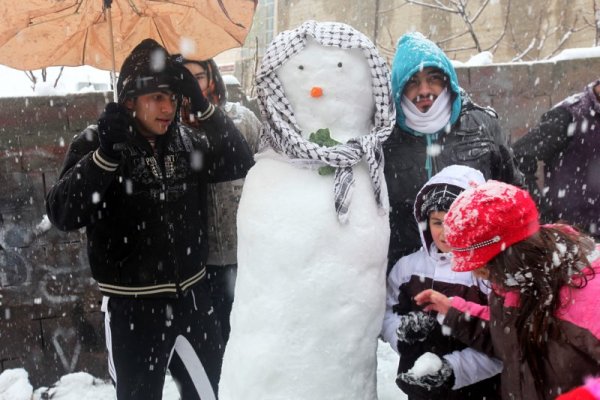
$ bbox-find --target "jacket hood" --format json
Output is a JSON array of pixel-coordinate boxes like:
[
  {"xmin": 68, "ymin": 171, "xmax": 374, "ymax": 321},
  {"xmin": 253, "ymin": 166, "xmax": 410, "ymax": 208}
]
[
  {"xmin": 391, "ymin": 32, "xmax": 462, "ymax": 135},
  {"xmin": 413, "ymin": 165, "xmax": 486, "ymax": 255}
]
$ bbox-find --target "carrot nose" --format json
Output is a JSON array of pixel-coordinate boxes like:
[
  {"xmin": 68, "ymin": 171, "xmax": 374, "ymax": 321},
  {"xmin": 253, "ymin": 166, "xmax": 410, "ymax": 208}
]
[{"xmin": 310, "ymin": 86, "xmax": 323, "ymax": 98}]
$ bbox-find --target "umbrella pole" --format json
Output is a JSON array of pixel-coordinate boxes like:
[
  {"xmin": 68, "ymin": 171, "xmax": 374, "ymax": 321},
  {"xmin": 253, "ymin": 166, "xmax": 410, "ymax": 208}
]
[{"xmin": 104, "ymin": 0, "xmax": 118, "ymax": 102}]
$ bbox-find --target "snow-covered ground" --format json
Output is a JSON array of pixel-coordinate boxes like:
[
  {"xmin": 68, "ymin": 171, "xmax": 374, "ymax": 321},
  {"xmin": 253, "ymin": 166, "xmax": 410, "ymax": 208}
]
[{"xmin": 0, "ymin": 340, "xmax": 405, "ymax": 400}]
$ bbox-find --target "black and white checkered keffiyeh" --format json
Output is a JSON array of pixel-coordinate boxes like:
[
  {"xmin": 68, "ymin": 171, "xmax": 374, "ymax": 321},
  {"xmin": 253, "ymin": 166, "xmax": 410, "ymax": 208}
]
[{"xmin": 256, "ymin": 20, "xmax": 395, "ymax": 224}]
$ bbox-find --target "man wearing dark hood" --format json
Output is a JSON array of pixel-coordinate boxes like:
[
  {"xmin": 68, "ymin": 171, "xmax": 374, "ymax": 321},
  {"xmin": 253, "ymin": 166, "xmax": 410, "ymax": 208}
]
[
  {"xmin": 45, "ymin": 38, "xmax": 253, "ymax": 400},
  {"xmin": 513, "ymin": 80, "xmax": 600, "ymax": 239},
  {"xmin": 384, "ymin": 32, "xmax": 524, "ymax": 270}
]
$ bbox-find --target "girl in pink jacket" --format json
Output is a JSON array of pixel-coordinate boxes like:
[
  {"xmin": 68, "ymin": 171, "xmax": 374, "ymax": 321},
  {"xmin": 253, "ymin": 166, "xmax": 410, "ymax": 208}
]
[{"xmin": 415, "ymin": 181, "xmax": 600, "ymax": 400}]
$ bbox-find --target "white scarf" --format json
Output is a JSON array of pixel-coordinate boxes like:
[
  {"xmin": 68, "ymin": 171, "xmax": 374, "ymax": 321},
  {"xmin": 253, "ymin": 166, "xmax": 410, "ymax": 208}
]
[{"xmin": 401, "ymin": 87, "xmax": 452, "ymax": 134}]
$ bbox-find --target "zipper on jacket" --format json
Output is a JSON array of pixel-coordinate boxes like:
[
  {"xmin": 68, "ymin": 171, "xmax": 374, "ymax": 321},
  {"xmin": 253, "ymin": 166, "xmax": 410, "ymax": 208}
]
[{"xmin": 156, "ymin": 138, "xmax": 182, "ymax": 297}]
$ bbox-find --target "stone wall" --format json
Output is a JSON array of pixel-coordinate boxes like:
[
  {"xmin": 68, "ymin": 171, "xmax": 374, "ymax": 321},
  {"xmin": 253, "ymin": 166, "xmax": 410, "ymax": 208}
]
[
  {"xmin": 456, "ymin": 57, "xmax": 600, "ymax": 142},
  {"xmin": 0, "ymin": 56, "xmax": 598, "ymax": 386},
  {"xmin": 0, "ymin": 93, "xmax": 112, "ymax": 386}
]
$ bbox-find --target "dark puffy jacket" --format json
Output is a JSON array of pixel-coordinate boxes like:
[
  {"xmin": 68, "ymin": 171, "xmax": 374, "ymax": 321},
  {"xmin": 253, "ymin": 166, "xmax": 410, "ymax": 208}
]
[
  {"xmin": 384, "ymin": 94, "xmax": 524, "ymax": 268},
  {"xmin": 513, "ymin": 81, "xmax": 600, "ymax": 237},
  {"xmin": 46, "ymin": 110, "xmax": 253, "ymax": 297}
]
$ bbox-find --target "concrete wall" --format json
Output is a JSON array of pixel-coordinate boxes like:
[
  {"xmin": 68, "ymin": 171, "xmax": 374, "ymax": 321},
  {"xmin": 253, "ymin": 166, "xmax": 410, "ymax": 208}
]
[{"xmin": 0, "ymin": 57, "xmax": 598, "ymax": 386}]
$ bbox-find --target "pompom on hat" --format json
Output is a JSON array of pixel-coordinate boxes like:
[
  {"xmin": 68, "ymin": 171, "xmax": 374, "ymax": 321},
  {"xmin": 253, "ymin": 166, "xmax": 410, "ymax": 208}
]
[{"xmin": 444, "ymin": 180, "xmax": 540, "ymax": 272}]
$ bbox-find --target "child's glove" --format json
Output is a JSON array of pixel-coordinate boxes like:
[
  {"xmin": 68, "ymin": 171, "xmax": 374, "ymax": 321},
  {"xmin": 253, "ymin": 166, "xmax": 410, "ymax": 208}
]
[
  {"xmin": 97, "ymin": 102, "xmax": 134, "ymax": 160},
  {"xmin": 397, "ymin": 355, "xmax": 454, "ymax": 390},
  {"xmin": 396, "ymin": 311, "xmax": 437, "ymax": 345}
]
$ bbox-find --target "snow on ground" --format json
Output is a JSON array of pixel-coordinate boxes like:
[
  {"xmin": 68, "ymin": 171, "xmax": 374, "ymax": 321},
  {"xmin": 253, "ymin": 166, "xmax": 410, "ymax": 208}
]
[
  {"xmin": 0, "ymin": 369, "xmax": 31, "ymax": 400},
  {"xmin": 377, "ymin": 340, "xmax": 407, "ymax": 399},
  {"xmin": 0, "ymin": 340, "xmax": 405, "ymax": 400}
]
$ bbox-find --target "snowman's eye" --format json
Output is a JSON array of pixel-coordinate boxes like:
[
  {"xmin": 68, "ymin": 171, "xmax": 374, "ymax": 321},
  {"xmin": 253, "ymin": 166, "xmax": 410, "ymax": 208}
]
[
  {"xmin": 298, "ymin": 65, "xmax": 304, "ymax": 70},
  {"xmin": 337, "ymin": 62, "xmax": 343, "ymax": 68}
]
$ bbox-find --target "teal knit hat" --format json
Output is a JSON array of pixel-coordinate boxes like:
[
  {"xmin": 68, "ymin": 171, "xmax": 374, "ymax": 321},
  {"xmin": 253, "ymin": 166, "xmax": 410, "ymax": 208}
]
[{"xmin": 391, "ymin": 32, "xmax": 461, "ymax": 135}]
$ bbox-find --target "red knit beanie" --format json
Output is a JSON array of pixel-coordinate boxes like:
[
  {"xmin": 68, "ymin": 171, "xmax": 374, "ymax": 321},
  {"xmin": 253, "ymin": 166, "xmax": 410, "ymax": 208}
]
[
  {"xmin": 556, "ymin": 377, "xmax": 600, "ymax": 400},
  {"xmin": 444, "ymin": 180, "xmax": 540, "ymax": 272}
]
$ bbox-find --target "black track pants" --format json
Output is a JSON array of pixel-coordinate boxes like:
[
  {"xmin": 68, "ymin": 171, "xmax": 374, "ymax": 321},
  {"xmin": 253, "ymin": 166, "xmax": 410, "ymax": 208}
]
[
  {"xmin": 102, "ymin": 281, "xmax": 224, "ymax": 400},
  {"xmin": 206, "ymin": 264, "xmax": 237, "ymax": 343}
]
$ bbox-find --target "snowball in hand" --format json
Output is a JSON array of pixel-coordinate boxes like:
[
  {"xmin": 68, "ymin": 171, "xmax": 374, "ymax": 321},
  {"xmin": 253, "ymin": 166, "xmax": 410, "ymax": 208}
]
[{"xmin": 408, "ymin": 352, "xmax": 443, "ymax": 377}]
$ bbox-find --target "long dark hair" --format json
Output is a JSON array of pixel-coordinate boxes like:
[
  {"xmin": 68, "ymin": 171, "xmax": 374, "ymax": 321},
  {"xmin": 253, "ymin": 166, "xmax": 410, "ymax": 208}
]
[{"xmin": 486, "ymin": 225, "xmax": 595, "ymax": 395}]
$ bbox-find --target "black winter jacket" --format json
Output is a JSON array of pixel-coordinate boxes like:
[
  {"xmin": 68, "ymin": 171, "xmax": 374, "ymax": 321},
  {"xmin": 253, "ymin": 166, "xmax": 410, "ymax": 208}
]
[
  {"xmin": 384, "ymin": 96, "xmax": 524, "ymax": 269},
  {"xmin": 513, "ymin": 86, "xmax": 600, "ymax": 237},
  {"xmin": 46, "ymin": 110, "xmax": 254, "ymax": 297}
]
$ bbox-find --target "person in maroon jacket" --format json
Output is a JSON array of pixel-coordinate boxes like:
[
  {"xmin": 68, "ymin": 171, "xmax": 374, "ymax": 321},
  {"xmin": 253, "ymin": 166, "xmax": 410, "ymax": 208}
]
[{"xmin": 414, "ymin": 181, "xmax": 600, "ymax": 400}]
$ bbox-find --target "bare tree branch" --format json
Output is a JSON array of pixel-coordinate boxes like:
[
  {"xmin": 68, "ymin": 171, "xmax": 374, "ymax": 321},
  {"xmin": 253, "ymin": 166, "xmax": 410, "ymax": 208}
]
[
  {"xmin": 403, "ymin": 0, "xmax": 499, "ymax": 55},
  {"xmin": 453, "ymin": 0, "xmax": 482, "ymax": 52},
  {"xmin": 378, "ymin": 25, "xmax": 399, "ymax": 64},
  {"xmin": 382, "ymin": 0, "xmax": 587, "ymax": 62},
  {"xmin": 404, "ymin": 0, "xmax": 458, "ymax": 14},
  {"xmin": 25, "ymin": 71, "xmax": 37, "ymax": 91},
  {"xmin": 53, "ymin": 67, "xmax": 65, "ymax": 89},
  {"xmin": 378, "ymin": 2, "xmax": 409, "ymax": 14},
  {"xmin": 483, "ymin": 0, "xmax": 511, "ymax": 53},
  {"xmin": 512, "ymin": 38, "xmax": 537, "ymax": 62},
  {"xmin": 436, "ymin": 29, "xmax": 471, "ymax": 44},
  {"xmin": 545, "ymin": 14, "xmax": 590, "ymax": 58},
  {"xmin": 470, "ymin": 0, "xmax": 491, "ymax": 24},
  {"xmin": 441, "ymin": 44, "xmax": 480, "ymax": 53}
]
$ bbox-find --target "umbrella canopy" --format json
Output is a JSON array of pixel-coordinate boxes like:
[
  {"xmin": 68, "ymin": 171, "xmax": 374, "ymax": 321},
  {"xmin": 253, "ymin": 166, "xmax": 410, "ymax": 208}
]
[{"xmin": 0, "ymin": 0, "xmax": 257, "ymax": 72}]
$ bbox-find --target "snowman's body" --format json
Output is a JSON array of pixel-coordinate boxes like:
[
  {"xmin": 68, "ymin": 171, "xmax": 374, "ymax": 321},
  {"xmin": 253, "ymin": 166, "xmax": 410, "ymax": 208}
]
[{"xmin": 219, "ymin": 40, "xmax": 390, "ymax": 400}]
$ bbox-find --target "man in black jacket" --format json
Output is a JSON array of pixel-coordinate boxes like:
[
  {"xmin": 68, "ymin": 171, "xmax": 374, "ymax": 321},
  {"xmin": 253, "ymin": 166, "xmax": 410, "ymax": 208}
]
[
  {"xmin": 46, "ymin": 39, "xmax": 253, "ymax": 400},
  {"xmin": 385, "ymin": 32, "xmax": 523, "ymax": 272},
  {"xmin": 513, "ymin": 80, "xmax": 600, "ymax": 239}
]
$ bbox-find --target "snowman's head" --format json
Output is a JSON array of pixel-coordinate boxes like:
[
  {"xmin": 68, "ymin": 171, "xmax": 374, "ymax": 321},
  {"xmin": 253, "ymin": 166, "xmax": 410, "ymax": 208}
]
[
  {"xmin": 275, "ymin": 38, "xmax": 374, "ymax": 141},
  {"xmin": 255, "ymin": 21, "xmax": 395, "ymax": 223},
  {"xmin": 256, "ymin": 20, "xmax": 394, "ymax": 149}
]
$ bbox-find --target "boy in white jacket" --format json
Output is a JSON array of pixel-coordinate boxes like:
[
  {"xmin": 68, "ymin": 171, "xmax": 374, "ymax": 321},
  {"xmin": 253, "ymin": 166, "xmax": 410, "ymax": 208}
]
[{"xmin": 381, "ymin": 165, "xmax": 502, "ymax": 400}]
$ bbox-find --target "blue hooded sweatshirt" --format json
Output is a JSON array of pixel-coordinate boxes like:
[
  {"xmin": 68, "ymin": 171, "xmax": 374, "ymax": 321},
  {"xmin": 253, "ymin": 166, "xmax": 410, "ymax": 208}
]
[{"xmin": 391, "ymin": 32, "xmax": 462, "ymax": 136}]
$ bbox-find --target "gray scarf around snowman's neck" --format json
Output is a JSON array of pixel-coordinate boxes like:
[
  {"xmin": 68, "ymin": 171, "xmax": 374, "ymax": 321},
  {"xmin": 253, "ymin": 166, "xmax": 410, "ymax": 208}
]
[{"xmin": 256, "ymin": 20, "xmax": 395, "ymax": 224}]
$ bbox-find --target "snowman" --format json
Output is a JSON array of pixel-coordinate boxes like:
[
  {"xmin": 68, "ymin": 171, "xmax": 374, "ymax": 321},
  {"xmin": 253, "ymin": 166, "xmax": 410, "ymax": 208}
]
[{"xmin": 219, "ymin": 21, "xmax": 395, "ymax": 400}]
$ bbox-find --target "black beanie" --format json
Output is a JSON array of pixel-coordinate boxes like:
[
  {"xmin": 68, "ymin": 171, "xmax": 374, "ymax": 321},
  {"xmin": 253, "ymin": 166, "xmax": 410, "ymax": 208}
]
[
  {"xmin": 117, "ymin": 39, "xmax": 177, "ymax": 103},
  {"xmin": 418, "ymin": 184, "xmax": 464, "ymax": 222}
]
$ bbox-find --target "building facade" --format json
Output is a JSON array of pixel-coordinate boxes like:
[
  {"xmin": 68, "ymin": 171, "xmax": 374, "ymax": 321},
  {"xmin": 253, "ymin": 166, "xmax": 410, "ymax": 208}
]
[{"xmin": 229, "ymin": 0, "xmax": 599, "ymax": 92}]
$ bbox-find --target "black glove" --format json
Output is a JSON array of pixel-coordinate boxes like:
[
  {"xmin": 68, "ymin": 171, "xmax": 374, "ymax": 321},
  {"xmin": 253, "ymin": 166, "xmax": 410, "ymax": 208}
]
[
  {"xmin": 396, "ymin": 311, "xmax": 437, "ymax": 345},
  {"xmin": 170, "ymin": 62, "xmax": 212, "ymax": 116},
  {"xmin": 97, "ymin": 102, "xmax": 134, "ymax": 160},
  {"xmin": 397, "ymin": 355, "xmax": 454, "ymax": 390}
]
